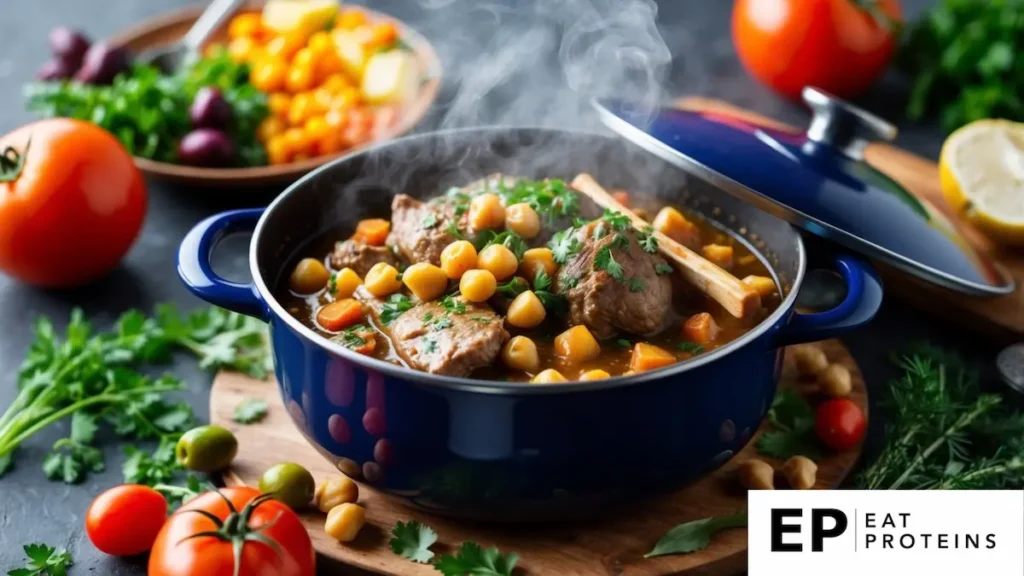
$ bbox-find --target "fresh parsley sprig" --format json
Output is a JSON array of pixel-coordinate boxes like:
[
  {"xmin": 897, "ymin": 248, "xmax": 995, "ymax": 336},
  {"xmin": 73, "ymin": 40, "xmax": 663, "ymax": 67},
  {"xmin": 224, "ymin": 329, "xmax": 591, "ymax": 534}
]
[
  {"xmin": 755, "ymin": 390, "xmax": 821, "ymax": 460},
  {"xmin": 7, "ymin": 543, "xmax": 72, "ymax": 576},
  {"xmin": 380, "ymin": 294, "xmax": 414, "ymax": 325}
]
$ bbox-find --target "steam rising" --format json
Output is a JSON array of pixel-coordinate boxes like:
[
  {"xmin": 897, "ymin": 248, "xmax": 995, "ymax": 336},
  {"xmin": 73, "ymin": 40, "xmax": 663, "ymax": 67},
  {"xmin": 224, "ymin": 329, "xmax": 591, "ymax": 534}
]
[{"xmin": 418, "ymin": 0, "xmax": 672, "ymax": 130}]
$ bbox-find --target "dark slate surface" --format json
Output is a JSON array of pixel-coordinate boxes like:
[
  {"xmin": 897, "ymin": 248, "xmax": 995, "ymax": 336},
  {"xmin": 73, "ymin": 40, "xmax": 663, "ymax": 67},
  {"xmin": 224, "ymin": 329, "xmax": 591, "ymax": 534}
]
[{"xmin": 0, "ymin": 0, "xmax": 1005, "ymax": 574}]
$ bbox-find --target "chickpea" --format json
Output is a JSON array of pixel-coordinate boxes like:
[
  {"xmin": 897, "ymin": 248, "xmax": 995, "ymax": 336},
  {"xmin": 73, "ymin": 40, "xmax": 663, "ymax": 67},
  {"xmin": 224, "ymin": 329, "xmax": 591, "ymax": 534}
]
[
  {"xmin": 505, "ymin": 203, "xmax": 541, "ymax": 239},
  {"xmin": 502, "ymin": 336, "xmax": 540, "ymax": 373},
  {"xmin": 469, "ymin": 193, "xmax": 505, "ymax": 231},
  {"xmin": 792, "ymin": 344, "xmax": 829, "ymax": 376},
  {"xmin": 818, "ymin": 363, "xmax": 852, "ymax": 397},
  {"xmin": 440, "ymin": 241, "xmax": 478, "ymax": 280},
  {"xmin": 507, "ymin": 290, "xmax": 546, "ymax": 328},
  {"xmin": 331, "ymin": 268, "xmax": 363, "ymax": 299},
  {"xmin": 782, "ymin": 456, "xmax": 817, "ymax": 490},
  {"xmin": 520, "ymin": 248, "xmax": 558, "ymax": 283},
  {"xmin": 324, "ymin": 502, "xmax": 366, "ymax": 542},
  {"xmin": 737, "ymin": 459, "xmax": 775, "ymax": 490},
  {"xmin": 314, "ymin": 475, "xmax": 360, "ymax": 513},
  {"xmin": 363, "ymin": 262, "xmax": 402, "ymax": 297},
  {"xmin": 290, "ymin": 258, "xmax": 330, "ymax": 294},
  {"xmin": 477, "ymin": 244, "xmax": 519, "ymax": 281},
  {"xmin": 531, "ymin": 369, "xmax": 567, "ymax": 384},
  {"xmin": 402, "ymin": 262, "xmax": 448, "ymax": 302},
  {"xmin": 459, "ymin": 269, "xmax": 497, "ymax": 303},
  {"xmin": 579, "ymin": 369, "xmax": 610, "ymax": 381}
]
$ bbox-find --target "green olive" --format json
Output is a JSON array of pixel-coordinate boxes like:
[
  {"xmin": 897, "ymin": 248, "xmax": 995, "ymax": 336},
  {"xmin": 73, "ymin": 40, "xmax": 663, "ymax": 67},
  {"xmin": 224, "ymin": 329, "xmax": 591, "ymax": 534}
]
[
  {"xmin": 259, "ymin": 462, "xmax": 316, "ymax": 510},
  {"xmin": 175, "ymin": 425, "xmax": 238, "ymax": 472}
]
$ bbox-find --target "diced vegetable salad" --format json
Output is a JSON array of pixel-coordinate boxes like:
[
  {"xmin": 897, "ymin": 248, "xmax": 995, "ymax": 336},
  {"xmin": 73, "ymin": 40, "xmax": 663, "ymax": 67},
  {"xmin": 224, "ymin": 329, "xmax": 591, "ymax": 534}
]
[{"xmin": 24, "ymin": 0, "xmax": 423, "ymax": 168}]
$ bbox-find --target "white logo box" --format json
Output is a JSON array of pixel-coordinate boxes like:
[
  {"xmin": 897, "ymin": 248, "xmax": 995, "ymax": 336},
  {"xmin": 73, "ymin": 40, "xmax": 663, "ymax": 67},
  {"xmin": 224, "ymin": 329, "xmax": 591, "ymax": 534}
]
[{"xmin": 749, "ymin": 490, "xmax": 1024, "ymax": 576}]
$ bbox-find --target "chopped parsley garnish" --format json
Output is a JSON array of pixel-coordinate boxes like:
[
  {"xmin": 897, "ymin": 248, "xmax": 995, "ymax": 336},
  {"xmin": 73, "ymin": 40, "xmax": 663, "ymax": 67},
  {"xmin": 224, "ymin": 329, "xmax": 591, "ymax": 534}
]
[
  {"xmin": 496, "ymin": 277, "xmax": 529, "ymax": 298},
  {"xmin": 532, "ymin": 270, "xmax": 567, "ymax": 314},
  {"xmin": 422, "ymin": 337, "xmax": 437, "ymax": 355},
  {"xmin": 422, "ymin": 214, "xmax": 439, "ymax": 229},
  {"xmin": 593, "ymin": 246, "xmax": 624, "ymax": 280},
  {"xmin": 380, "ymin": 294, "xmax": 414, "ymax": 325},
  {"xmin": 446, "ymin": 187, "xmax": 470, "ymax": 202},
  {"xmin": 327, "ymin": 272, "xmax": 338, "ymax": 294},
  {"xmin": 495, "ymin": 177, "xmax": 579, "ymax": 221},
  {"xmin": 474, "ymin": 229, "xmax": 529, "ymax": 260},
  {"xmin": 431, "ymin": 316, "xmax": 453, "ymax": 330},
  {"xmin": 591, "ymin": 222, "xmax": 608, "ymax": 240},
  {"xmin": 445, "ymin": 222, "xmax": 464, "ymax": 240},
  {"xmin": 533, "ymin": 269, "xmax": 554, "ymax": 292},
  {"xmin": 655, "ymin": 263, "xmax": 674, "ymax": 275},
  {"xmin": 561, "ymin": 274, "xmax": 580, "ymax": 290},
  {"xmin": 470, "ymin": 316, "xmax": 491, "ymax": 324},
  {"xmin": 638, "ymin": 225, "xmax": 658, "ymax": 254},
  {"xmin": 678, "ymin": 342, "xmax": 705, "ymax": 354},
  {"xmin": 339, "ymin": 324, "xmax": 370, "ymax": 348},
  {"xmin": 610, "ymin": 232, "xmax": 630, "ymax": 250},
  {"xmin": 572, "ymin": 216, "xmax": 590, "ymax": 228},
  {"xmin": 616, "ymin": 338, "xmax": 632, "ymax": 348},
  {"xmin": 601, "ymin": 208, "xmax": 631, "ymax": 232},
  {"xmin": 549, "ymin": 228, "xmax": 581, "ymax": 264},
  {"xmin": 628, "ymin": 277, "xmax": 645, "ymax": 292},
  {"xmin": 441, "ymin": 294, "xmax": 467, "ymax": 315}
]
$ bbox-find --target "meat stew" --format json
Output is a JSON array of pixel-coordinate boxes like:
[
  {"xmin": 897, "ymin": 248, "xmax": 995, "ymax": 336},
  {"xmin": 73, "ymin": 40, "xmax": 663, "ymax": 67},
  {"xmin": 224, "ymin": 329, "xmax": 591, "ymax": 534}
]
[{"xmin": 276, "ymin": 175, "xmax": 782, "ymax": 382}]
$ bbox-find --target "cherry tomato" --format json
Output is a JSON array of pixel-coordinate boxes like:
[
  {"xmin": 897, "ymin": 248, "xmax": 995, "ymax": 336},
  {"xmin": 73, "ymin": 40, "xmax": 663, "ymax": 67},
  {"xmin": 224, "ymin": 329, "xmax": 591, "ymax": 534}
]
[
  {"xmin": 815, "ymin": 398, "xmax": 866, "ymax": 451},
  {"xmin": 149, "ymin": 487, "xmax": 315, "ymax": 576},
  {"xmin": 732, "ymin": 0, "xmax": 902, "ymax": 100},
  {"xmin": 0, "ymin": 119, "xmax": 147, "ymax": 287},
  {"xmin": 86, "ymin": 485, "xmax": 167, "ymax": 556}
]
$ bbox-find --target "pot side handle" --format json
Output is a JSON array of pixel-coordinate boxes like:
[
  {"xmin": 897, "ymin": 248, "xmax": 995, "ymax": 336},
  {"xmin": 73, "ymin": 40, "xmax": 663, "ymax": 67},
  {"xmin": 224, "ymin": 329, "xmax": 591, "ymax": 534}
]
[
  {"xmin": 772, "ymin": 253, "xmax": 883, "ymax": 348},
  {"xmin": 177, "ymin": 208, "xmax": 267, "ymax": 320}
]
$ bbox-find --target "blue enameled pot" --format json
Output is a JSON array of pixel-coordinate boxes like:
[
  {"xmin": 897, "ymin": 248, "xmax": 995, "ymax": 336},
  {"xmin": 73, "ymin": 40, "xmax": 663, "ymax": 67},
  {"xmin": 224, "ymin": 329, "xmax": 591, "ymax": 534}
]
[{"xmin": 178, "ymin": 128, "xmax": 882, "ymax": 521}]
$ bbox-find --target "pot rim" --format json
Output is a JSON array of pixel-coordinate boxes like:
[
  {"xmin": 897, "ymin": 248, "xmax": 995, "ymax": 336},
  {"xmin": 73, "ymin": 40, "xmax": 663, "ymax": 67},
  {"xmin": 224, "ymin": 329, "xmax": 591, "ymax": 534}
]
[{"xmin": 250, "ymin": 126, "xmax": 807, "ymax": 395}]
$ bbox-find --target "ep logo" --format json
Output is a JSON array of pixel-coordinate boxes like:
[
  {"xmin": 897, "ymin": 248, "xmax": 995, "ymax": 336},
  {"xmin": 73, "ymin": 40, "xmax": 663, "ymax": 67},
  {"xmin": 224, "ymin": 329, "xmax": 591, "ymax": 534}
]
[{"xmin": 770, "ymin": 508, "xmax": 848, "ymax": 552}]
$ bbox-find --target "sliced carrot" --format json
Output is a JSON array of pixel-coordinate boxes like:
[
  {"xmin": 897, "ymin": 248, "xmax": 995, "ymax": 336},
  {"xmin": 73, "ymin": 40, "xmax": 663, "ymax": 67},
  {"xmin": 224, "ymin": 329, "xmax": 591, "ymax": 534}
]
[
  {"xmin": 352, "ymin": 218, "xmax": 391, "ymax": 246},
  {"xmin": 629, "ymin": 342, "xmax": 677, "ymax": 372},
  {"xmin": 350, "ymin": 332, "xmax": 377, "ymax": 356},
  {"xmin": 653, "ymin": 207, "xmax": 701, "ymax": 250},
  {"xmin": 683, "ymin": 312, "xmax": 720, "ymax": 345},
  {"xmin": 317, "ymin": 299, "xmax": 365, "ymax": 331}
]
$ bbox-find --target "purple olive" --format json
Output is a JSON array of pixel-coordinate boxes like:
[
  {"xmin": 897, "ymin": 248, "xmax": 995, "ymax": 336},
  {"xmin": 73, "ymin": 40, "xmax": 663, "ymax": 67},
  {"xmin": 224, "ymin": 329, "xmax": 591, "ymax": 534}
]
[
  {"xmin": 177, "ymin": 128, "xmax": 236, "ymax": 167},
  {"xmin": 49, "ymin": 26, "xmax": 91, "ymax": 69},
  {"xmin": 190, "ymin": 87, "xmax": 233, "ymax": 130},
  {"xmin": 73, "ymin": 42, "xmax": 131, "ymax": 85},
  {"xmin": 36, "ymin": 58, "xmax": 77, "ymax": 81}
]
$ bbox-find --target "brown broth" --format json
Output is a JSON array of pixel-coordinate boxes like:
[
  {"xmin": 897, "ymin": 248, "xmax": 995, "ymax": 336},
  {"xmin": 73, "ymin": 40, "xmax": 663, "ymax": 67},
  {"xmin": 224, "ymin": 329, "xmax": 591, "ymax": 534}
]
[{"xmin": 276, "ymin": 196, "xmax": 781, "ymax": 382}]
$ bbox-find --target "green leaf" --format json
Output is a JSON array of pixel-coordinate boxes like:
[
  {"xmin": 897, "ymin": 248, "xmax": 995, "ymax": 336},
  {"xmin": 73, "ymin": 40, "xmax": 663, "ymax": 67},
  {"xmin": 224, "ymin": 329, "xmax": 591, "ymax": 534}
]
[
  {"xmin": 678, "ymin": 342, "xmax": 704, "ymax": 354},
  {"xmin": 0, "ymin": 452, "xmax": 14, "ymax": 478},
  {"xmin": 381, "ymin": 294, "xmax": 415, "ymax": 325},
  {"xmin": 390, "ymin": 520, "xmax": 438, "ymax": 563},
  {"xmin": 655, "ymin": 263, "xmax": 674, "ymax": 275},
  {"xmin": 122, "ymin": 437, "xmax": 181, "ymax": 487},
  {"xmin": 644, "ymin": 512, "xmax": 747, "ymax": 557},
  {"xmin": 754, "ymin": 390, "xmax": 821, "ymax": 460},
  {"xmin": 7, "ymin": 542, "xmax": 72, "ymax": 576},
  {"xmin": 433, "ymin": 541, "xmax": 519, "ymax": 576},
  {"xmin": 42, "ymin": 440, "xmax": 104, "ymax": 484},
  {"xmin": 496, "ymin": 277, "xmax": 528, "ymax": 299},
  {"xmin": 593, "ymin": 246, "xmax": 624, "ymax": 281},
  {"xmin": 628, "ymin": 277, "xmax": 645, "ymax": 293},
  {"xmin": 69, "ymin": 412, "xmax": 97, "ymax": 444},
  {"xmin": 233, "ymin": 398, "xmax": 269, "ymax": 424},
  {"xmin": 767, "ymin": 390, "xmax": 815, "ymax": 433},
  {"xmin": 548, "ymin": 228, "xmax": 581, "ymax": 264}
]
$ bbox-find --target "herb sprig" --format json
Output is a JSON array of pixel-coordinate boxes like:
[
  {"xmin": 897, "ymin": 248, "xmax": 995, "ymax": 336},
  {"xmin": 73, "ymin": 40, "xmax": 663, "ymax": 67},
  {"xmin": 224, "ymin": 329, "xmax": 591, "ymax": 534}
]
[
  {"xmin": 7, "ymin": 543, "xmax": 73, "ymax": 576},
  {"xmin": 755, "ymin": 390, "xmax": 820, "ymax": 460},
  {"xmin": 0, "ymin": 306, "xmax": 270, "ymax": 484}
]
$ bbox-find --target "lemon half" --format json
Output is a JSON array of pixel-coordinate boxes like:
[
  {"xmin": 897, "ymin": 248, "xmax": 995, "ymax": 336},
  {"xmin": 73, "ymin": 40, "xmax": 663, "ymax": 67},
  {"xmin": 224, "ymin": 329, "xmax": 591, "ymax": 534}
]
[{"xmin": 939, "ymin": 119, "xmax": 1024, "ymax": 246}]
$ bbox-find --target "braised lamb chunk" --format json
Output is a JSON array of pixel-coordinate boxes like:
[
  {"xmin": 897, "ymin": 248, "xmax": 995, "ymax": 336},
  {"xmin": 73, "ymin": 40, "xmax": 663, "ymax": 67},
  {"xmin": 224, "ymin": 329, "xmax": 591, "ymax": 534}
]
[
  {"xmin": 359, "ymin": 289, "xmax": 509, "ymax": 377},
  {"xmin": 554, "ymin": 221, "xmax": 673, "ymax": 340},
  {"xmin": 330, "ymin": 240, "xmax": 402, "ymax": 276},
  {"xmin": 389, "ymin": 194, "xmax": 467, "ymax": 266}
]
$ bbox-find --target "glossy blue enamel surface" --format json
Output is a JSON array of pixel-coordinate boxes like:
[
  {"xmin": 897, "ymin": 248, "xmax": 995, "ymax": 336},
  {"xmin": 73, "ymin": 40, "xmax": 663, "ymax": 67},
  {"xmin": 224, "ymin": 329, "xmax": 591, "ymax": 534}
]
[
  {"xmin": 176, "ymin": 128, "xmax": 883, "ymax": 520},
  {"xmin": 596, "ymin": 100, "xmax": 1011, "ymax": 295}
]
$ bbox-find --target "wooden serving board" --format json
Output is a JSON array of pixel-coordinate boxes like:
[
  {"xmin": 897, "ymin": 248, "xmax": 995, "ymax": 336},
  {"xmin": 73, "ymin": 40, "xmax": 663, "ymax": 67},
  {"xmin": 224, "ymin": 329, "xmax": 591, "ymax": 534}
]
[
  {"xmin": 211, "ymin": 340, "xmax": 866, "ymax": 576},
  {"xmin": 677, "ymin": 97, "xmax": 1024, "ymax": 338}
]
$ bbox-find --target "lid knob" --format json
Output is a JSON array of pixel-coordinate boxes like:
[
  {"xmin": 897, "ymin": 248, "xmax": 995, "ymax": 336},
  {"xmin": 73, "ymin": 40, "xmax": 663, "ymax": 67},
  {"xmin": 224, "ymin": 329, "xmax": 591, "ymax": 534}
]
[{"xmin": 802, "ymin": 87, "xmax": 897, "ymax": 160}]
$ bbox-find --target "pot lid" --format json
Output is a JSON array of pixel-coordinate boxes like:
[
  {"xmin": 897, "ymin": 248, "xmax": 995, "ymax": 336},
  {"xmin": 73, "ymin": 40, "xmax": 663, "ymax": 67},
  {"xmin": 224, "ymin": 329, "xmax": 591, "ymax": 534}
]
[{"xmin": 594, "ymin": 88, "xmax": 1014, "ymax": 296}]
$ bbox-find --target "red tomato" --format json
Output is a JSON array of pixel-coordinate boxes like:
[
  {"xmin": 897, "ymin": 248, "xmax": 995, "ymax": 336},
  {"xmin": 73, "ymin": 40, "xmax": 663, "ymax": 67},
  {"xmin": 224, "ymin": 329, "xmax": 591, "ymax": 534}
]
[
  {"xmin": 86, "ymin": 485, "xmax": 167, "ymax": 556},
  {"xmin": 732, "ymin": 0, "xmax": 902, "ymax": 100},
  {"xmin": 815, "ymin": 398, "xmax": 866, "ymax": 450},
  {"xmin": 0, "ymin": 119, "xmax": 147, "ymax": 287},
  {"xmin": 149, "ymin": 486, "xmax": 315, "ymax": 576}
]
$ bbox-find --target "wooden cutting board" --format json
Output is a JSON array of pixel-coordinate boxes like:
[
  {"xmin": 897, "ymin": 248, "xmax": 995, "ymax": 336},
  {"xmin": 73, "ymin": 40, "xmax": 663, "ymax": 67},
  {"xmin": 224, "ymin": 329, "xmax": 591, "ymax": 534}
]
[
  {"xmin": 211, "ymin": 340, "xmax": 866, "ymax": 576},
  {"xmin": 677, "ymin": 97, "xmax": 1024, "ymax": 338}
]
